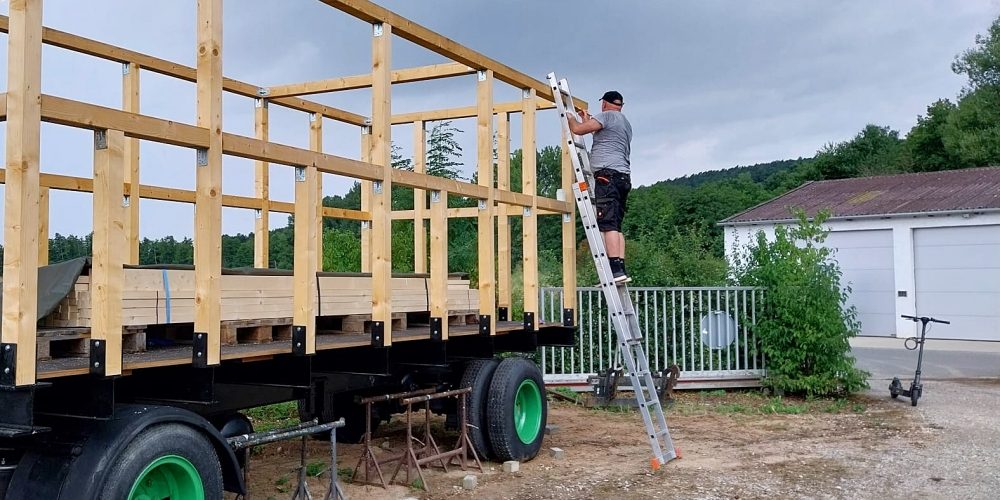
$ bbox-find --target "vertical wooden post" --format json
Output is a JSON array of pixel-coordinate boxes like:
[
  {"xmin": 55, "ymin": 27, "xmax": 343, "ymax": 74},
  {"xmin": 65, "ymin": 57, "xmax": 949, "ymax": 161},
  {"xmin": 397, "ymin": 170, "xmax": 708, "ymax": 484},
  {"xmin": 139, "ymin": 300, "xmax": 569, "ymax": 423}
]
[
  {"xmin": 194, "ymin": 0, "xmax": 223, "ymax": 367},
  {"xmin": 496, "ymin": 112, "xmax": 512, "ymax": 315},
  {"xmin": 521, "ymin": 88, "xmax": 539, "ymax": 322},
  {"xmin": 253, "ymin": 98, "xmax": 270, "ymax": 268},
  {"xmin": 412, "ymin": 120, "xmax": 427, "ymax": 273},
  {"xmin": 123, "ymin": 62, "xmax": 141, "ymax": 265},
  {"xmin": 370, "ymin": 22, "xmax": 393, "ymax": 345},
  {"xmin": 38, "ymin": 187, "xmax": 49, "ymax": 265},
  {"xmin": 2, "ymin": 0, "xmax": 43, "ymax": 387},
  {"xmin": 360, "ymin": 127, "xmax": 372, "ymax": 273},
  {"xmin": 91, "ymin": 129, "xmax": 126, "ymax": 377},
  {"xmin": 293, "ymin": 163, "xmax": 318, "ymax": 355},
  {"xmin": 429, "ymin": 189, "xmax": 448, "ymax": 340},
  {"xmin": 561, "ymin": 144, "xmax": 577, "ymax": 325},
  {"xmin": 309, "ymin": 113, "xmax": 324, "ymax": 271},
  {"xmin": 476, "ymin": 69, "xmax": 496, "ymax": 334}
]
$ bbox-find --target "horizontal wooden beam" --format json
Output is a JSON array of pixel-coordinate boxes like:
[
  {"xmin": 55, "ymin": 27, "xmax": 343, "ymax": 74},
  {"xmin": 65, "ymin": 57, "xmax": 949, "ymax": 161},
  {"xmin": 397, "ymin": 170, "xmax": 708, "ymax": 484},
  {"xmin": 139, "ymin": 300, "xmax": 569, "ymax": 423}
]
[
  {"xmin": 319, "ymin": 0, "xmax": 588, "ymax": 109},
  {"xmin": 391, "ymin": 98, "xmax": 555, "ymax": 125},
  {"xmin": 267, "ymin": 62, "xmax": 475, "ymax": 98},
  {"xmin": 0, "ymin": 15, "xmax": 368, "ymax": 126},
  {"xmin": 0, "ymin": 168, "xmax": 369, "ymax": 221}
]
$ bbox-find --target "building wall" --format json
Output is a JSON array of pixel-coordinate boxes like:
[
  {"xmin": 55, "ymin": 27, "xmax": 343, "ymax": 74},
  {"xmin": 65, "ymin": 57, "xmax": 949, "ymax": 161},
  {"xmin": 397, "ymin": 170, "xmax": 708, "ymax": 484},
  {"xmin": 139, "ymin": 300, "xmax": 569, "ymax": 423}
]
[{"xmin": 724, "ymin": 211, "xmax": 1000, "ymax": 340}]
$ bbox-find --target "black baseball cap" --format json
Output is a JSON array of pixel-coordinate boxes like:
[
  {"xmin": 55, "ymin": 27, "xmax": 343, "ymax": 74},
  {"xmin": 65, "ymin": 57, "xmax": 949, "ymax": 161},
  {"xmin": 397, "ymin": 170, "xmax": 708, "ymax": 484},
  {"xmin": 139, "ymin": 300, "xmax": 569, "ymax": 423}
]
[{"xmin": 600, "ymin": 91, "xmax": 624, "ymax": 106}]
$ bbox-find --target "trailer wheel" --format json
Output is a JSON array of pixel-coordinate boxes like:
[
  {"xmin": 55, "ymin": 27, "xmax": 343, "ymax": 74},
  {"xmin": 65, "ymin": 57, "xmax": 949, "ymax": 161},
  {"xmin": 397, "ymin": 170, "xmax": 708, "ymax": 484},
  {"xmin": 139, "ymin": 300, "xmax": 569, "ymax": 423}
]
[
  {"xmin": 486, "ymin": 357, "xmax": 547, "ymax": 462},
  {"xmin": 99, "ymin": 423, "xmax": 223, "ymax": 500},
  {"xmin": 460, "ymin": 358, "xmax": 500, "ymax": 460}
]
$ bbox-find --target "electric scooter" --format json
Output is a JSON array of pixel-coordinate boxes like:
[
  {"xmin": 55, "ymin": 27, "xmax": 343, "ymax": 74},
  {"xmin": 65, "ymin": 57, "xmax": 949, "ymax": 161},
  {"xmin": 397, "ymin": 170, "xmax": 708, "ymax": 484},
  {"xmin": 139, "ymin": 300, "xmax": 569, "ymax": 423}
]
[{"xmin": 890, "ymin": 314, "xmax": 950, "ymax": 406}]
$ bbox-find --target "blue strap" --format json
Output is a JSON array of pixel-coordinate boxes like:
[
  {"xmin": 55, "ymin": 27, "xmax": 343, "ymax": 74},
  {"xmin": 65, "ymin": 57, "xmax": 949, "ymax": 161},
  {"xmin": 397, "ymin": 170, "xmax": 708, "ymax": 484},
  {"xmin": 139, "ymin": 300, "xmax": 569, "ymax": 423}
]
[{"xmin": 161, "ymin": 269, "xmax": 172, "ymax": 324}]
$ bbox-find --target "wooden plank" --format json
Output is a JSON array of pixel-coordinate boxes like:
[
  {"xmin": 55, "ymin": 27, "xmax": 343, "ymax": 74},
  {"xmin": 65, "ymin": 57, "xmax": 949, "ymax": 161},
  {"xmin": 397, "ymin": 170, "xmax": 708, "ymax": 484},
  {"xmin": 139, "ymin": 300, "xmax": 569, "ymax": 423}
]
[
  {"xmin": 267, "ymin": 62, "xmax": 474, "ymax": 98},
  {"xmin": 318, "ymin": 0, "xmax": 587, "ymax": 108},
  {"xmin": 496, "ymin": 112, "xmax": 511, "ymax": 310},
  {"xmin": 561, "ymin": 143, "xmax": 577, "ymax": 321},
  {"xmin": 430, "ymin": 190, "xmax": 448, "ymax": 339},
  {"xmin": 360, "ymin": 127, "xmax": 373, "ymax": 272},
  {"xmin": 253, "ymin": 98, "xmax": 270, "ymax": 268},
  {"xmin": 0, "ymin": 15, "xmax": 369, "ymax": 126},
  {"xmin": 293, "ymin": 164, "xmax": 318, "ymax": 354},
  {"xmin": 2, "ymin": 0, "xmax": 42, "ymax": 386},
  {"xmin": 309, "ymin": 113, "xmax": 324, "ymax": 271},
  {"xmin": 412, "ymin": 120, "xmax": 427, "ymax": 273},
  {"xmin": 221, "ymin": 132, "xmax": 380, "ymax": 181},
  {"xmin": 91, "ymin": 129, "xmax": 126, "ymax": 376},
  {"xmin": 38, "ymin": 186, "xmax": 49, "ymax": 265},
  {"xmin": 370, "ymin": 22, "xmax": 394, "ymax": 344},
  {"xmin": 390, "ymin": 98, "xmax": 554, "ymax": 125},
  {"xmin": 195, "ymin": 0, "xmax": 223, "ymax": 366},
  {"xmin": 522, "ymin": 88, "xmax": 539, "ymax": 318},
  {"xmin": 476, "ymin": 70, "xmax": 496, "ymax": 333},
  {"xmin": 41, "ymin": 95, "xmax": 209, "ymax": 149},
  {"xmin": 122, "ymin": 62, "xmax": 141, "ymax": 264}
]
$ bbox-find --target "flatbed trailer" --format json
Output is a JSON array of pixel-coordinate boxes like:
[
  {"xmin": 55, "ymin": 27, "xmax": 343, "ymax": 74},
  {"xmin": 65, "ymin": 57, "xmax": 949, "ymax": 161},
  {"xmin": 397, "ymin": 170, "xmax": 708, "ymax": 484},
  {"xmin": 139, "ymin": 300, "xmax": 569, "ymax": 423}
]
[{"xmin": 0, "ymin": 1, "xmax": 584, "ymax": 498}]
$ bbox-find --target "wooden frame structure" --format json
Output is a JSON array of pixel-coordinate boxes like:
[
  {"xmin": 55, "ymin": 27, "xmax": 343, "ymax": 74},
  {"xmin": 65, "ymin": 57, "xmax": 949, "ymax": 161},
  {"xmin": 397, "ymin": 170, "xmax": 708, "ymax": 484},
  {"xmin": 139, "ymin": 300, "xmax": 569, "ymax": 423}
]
[{"xmin": 0, "ymin": 0, "xmax": 582, "ymax": 387}]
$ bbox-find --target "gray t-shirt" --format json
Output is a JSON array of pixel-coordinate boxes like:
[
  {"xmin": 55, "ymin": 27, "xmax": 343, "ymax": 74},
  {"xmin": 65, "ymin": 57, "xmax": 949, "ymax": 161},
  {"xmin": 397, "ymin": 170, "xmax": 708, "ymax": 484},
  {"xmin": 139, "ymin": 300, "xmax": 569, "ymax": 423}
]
[{"xmin": 590, "ymin": 111, "xmax": 632, "ymax": 174}]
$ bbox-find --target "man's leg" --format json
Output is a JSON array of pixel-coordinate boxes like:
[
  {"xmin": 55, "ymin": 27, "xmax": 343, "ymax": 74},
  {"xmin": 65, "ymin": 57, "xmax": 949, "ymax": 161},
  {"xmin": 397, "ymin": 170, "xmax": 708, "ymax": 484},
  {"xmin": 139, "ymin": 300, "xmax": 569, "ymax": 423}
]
[{"xmin": 604, "ymin": 230, "xmax": 623, "ymax": 259}]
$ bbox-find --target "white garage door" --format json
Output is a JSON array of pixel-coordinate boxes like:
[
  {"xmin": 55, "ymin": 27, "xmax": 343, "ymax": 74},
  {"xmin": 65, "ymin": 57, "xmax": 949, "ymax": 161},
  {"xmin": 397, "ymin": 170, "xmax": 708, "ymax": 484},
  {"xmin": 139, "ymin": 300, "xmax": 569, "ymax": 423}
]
[
  {"xmin": 825, "ymin": 230, "xmax": 896, "ymax": 336},
  {"xmin": 914, "ymin": 225, "xmax": 1000, "ymax": 341}
]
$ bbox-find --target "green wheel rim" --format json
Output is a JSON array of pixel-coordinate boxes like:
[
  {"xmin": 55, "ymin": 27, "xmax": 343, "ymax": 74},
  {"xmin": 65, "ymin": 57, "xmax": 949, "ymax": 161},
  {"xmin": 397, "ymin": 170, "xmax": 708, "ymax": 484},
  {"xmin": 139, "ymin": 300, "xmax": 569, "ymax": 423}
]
[
  {"xmin": 128, "ymin": 455, "xmax": 204, "ymax": 500},
  {"xmin": 514, "ymin": 379, "xmax": 543, "ymax": 444}
]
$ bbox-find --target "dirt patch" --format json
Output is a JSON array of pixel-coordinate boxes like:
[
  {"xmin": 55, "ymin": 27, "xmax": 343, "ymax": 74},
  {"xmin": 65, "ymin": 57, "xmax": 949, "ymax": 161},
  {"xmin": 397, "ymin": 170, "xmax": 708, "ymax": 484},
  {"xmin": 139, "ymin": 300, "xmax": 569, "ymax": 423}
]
[{"xmin": 239, "ymin": 390, "xmax": 948, "ymax": 500}]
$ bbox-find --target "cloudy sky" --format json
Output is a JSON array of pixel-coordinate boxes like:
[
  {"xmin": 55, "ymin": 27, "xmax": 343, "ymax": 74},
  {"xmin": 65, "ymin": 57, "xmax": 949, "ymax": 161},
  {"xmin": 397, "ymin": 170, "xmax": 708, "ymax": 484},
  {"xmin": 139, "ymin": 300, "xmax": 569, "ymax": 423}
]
[{"xmin": 1, "ymin": 0, "xmax": 998, "ymax": 238}]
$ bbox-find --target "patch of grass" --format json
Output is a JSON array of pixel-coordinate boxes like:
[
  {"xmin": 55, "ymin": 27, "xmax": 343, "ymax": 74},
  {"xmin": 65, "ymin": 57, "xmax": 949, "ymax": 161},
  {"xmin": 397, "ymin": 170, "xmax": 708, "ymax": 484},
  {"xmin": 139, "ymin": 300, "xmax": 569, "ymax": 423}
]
[
  {"xmin": 760, "ymin": 397, "xmax": 806, "ymax": 414},
  {"xmin": 410, "ymin": 478, "xmax": 425, "ymax": 490},
  {"xmin": 852, "ymin": 402, "xmax": 866, "ymax": 413},
  {"xmin": 715, "ymin": 403, "xmax": 750, "ymax": 414},
  {"xmin": 337, "ymin": 467, "xmax": 354, "ymax": 480},
  {"xmin": 700, "ymin": 389, "xmax": 727, "ymax": 397},
  {"xmin": 823, "ymin": 399, "xmax": 848, "ymax": 413},
  {"xmin": 306, "ymin": 460, "xmax": 327, "ymax": 477},
  {"xmin": 246, "ymin": 401, "xmax": 299, "ymax": 432},
  {"xmin": 275, "ymin": 475, "xmax": 290, "ymax": 487},
  {"xmin": 552, "ymin": 386, "xmax": 580, "ymax": 402}
]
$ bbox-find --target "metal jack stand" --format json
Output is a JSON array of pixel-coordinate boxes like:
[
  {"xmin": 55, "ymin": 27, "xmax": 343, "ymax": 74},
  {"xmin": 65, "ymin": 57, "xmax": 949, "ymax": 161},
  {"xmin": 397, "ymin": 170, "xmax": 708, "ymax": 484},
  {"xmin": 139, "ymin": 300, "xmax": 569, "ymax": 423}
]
[
  {"xmin": 228, "ymin": 418, "xmax": 347, "ymax": 500},
  {"xmin": 352, "ymin": 387, "xmax": 436, "ymax": 488},
  {"xmin": 390, "ymin": 387, "xmax": 482, "ymax": 492}
]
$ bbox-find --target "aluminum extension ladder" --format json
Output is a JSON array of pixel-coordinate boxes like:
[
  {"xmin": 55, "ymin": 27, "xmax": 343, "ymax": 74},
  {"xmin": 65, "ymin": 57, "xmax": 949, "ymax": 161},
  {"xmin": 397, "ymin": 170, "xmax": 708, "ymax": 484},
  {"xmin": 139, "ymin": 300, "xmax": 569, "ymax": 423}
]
[{"xmin": 547, "ymin": 72, "xmax": 679, "ymax": 469}]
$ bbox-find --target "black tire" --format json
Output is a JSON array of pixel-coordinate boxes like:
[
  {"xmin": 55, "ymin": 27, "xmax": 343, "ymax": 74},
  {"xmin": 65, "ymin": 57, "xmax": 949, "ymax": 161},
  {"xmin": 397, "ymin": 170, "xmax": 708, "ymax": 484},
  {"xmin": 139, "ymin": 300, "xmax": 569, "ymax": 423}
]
[
  {"xmin": 460, "ymin": 358, "xmax": 500, "ymax": 461},
  {"xmin": 487, "ymin": 357, "xmax": 547, "ymax": 462},
  {"xmin": 98, "ymin": 423, "xmax": 223, "ymax": 500},
  {"xmin": 889, "ymin": 378, "xmax": 901, "ymax": 399},
  {"xmin": 911, "ymin": 387, "xmax": 920, "ymax": 407}
]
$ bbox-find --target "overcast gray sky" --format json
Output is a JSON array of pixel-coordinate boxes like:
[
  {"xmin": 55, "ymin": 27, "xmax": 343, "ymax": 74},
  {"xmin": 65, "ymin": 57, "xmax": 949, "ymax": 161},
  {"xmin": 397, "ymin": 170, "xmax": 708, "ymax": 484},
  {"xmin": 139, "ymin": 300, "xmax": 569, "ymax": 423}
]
[{"xmin": 1, "ymin": 0, "xmax": 997, "ymax": 238}]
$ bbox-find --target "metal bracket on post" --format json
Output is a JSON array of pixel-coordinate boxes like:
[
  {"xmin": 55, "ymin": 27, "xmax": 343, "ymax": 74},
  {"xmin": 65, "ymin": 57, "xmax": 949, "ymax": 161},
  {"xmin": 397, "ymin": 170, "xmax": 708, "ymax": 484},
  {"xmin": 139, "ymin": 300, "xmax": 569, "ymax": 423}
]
[
  {"xmin": 192, "ymin": 332, "xmax": 208, "ymax": 368},
  {"xmin": 523, "ymin": 312, "xmax": 535, "ymax": 333},
  {"xmin": 196, "ymin": 149, "xmax": 209, "ymax": 167},
  {"xmin": 478, "ymin": 315, "xmax": 491, "ymax": 337},
  {"xmin": 361, "ymin": 221, "xmax": 370, "ymax": 230},
  {"xmin": 563, "ymin": 213, "xmax": 572, "ymax": 223},
  {"xmin": 431, "ymin": 190, "xmax": 441, "ymax": 203},
  {"xmin": 498, "ymin": 307, "xmax": 509, "ymax": 322},
  {"xmin": 523, "ymin": 88, "xmax": 531, "ymax": 99},
  {"xmin": 292, "ymin": 326, "xmax": 307, "ymax": 356},
  {"xmin": 256, "ymin": 87, "xmax": 270, "ymax": 97},
  {"xmin": 255, "ymin": 97, "xmax": 268, "ymax": 109},
  {"xmin": 295, "ymin": 166, "xmax": 307, "ymax": 182},
  {"xmin": 94, "ymin": 129, "xmax": 108, "ymax": 150},
  {"xmin": 122, "ymin": 195, "xmax": 131, "ymax": 208},
  {"xmin": 122, "ymin": 62, "xmax": 131, "ymax": 75},
  {"xmin": 478, "ymin": 200, "xmax": 487, "ymax": 211},
  {"xmin": 429, "ymin": 317, "xmax": 443, "ymax": 341},
  {"xmin": 89, "ymin": 339, "xmax": 106, "ymax": 377},
  {"xmin": 478, "ymin": 70, "xmax": 487, "ymax": 82},
  {"xmin": 373, "ymin": 181, "xmax": 383, "ymax": 195},
  {"xmin": 523, "ymin": 207, "xmax": 532, "ymax": 217},
  {"xmin": 371, "ymin": 322, "xmax": 385, "ymax": 348},
  {"xmin": 254, "ymin": 209, "xmax": 263, "ymax": 220},
  {"xmin": 563, "ymin": 308, "xmax": 574, "ymax": 327},
  {"xmin": 1, "ymin": 344, "xmax": 16, "ymax": 387},
  {"xmin": 372, "ymin": 22, "xmax": 384, "ymax": 37}
]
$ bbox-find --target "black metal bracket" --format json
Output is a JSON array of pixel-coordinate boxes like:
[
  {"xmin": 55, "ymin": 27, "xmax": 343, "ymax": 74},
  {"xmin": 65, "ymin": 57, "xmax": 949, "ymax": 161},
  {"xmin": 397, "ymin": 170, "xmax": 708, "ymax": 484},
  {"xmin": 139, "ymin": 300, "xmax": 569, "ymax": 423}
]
[
  {"xmin": 292, "ymin": 326, "xmax": 307, "ymax": 356},
  {"xmin": 478, "ymin": 315, "xmax": 491, "ymax": 336},
  {"xmin": 563, "ymin": 308, "xmax": 575, "ymax": 327},
  {"xmin": 89, "ymin": 338, "xmax": 107, "ymax": 377},
  {"xmin": 1, "ymin": 343, "xmax": 16, "ymax": 387},
  {"xmin": 523, "ymin": 312, "xmax": 535, "ymax": 332},
  {"xmin": 193, "ymin": 332, "xmax": 208, "ymax": 368},
  {"xmin": 430, "ymin": 317, "xmax": 443, "ymax": 341},
  {"xmin": 498, "ymin": 307, "xmax": 509, "ymax": 322},
  {"xmin": 371, "ymin": 321, "xmax": 385, "ymax": 348}
]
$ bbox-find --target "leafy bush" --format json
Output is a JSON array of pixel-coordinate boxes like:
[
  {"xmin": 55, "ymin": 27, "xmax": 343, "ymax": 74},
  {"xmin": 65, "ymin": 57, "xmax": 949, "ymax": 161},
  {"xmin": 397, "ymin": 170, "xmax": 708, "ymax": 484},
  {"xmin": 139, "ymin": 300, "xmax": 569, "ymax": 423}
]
[{"xmin": 731, "ymin": 211, "xmax": 869, "ymax": 396}]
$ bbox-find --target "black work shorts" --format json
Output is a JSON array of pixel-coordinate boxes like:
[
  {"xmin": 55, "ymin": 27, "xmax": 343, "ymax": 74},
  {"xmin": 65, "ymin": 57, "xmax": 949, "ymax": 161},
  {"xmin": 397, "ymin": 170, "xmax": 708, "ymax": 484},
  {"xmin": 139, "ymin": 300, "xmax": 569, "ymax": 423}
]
[{"xmin": 593, "ymin": 169, "xmax": 631, "ymax": 232}]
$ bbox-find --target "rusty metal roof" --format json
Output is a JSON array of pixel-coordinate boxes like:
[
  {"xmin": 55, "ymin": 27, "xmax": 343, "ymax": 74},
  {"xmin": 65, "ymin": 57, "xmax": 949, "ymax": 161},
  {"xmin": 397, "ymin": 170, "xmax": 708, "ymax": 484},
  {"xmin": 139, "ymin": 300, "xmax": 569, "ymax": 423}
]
[{"xmin": 722, "ymin": 166, "xmax": 1000, "ymax": 224}]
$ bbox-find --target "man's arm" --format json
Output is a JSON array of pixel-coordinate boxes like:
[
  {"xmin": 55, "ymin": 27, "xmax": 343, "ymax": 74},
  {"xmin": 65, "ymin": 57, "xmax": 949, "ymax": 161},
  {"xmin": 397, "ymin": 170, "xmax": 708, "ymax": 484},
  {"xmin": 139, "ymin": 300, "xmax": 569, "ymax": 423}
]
[{"xmin": 568, "ymin": 109, "xmax": 603, "ymax": 135}]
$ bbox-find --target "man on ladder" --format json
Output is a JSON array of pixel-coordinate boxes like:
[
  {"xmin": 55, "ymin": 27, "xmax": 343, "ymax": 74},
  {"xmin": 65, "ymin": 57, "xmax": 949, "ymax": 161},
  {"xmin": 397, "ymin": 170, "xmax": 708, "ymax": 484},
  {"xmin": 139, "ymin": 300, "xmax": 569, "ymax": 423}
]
[{"xmin": 566, "ymin": 90, "xmax": 633, "ymax": 283}]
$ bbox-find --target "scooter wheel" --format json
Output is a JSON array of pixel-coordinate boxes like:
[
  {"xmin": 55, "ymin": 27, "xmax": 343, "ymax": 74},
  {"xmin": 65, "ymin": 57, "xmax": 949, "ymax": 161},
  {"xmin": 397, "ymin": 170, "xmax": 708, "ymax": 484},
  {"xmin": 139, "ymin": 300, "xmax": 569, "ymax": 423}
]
[
  {"xmin": 889, "ymin": 378, "xmax": 901, "ymax": 399},
  {"xmin": 910, "ymin": 393, "xmax": 918, "ymax": 406}
]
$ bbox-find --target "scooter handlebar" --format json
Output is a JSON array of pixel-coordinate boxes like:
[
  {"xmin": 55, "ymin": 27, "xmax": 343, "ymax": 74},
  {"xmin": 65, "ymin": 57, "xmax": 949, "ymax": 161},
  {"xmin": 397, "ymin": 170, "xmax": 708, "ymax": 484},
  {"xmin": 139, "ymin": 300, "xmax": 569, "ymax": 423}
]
[{"xmin": 900, "ymin": 314, "xmax": 950, "ymax": 325}]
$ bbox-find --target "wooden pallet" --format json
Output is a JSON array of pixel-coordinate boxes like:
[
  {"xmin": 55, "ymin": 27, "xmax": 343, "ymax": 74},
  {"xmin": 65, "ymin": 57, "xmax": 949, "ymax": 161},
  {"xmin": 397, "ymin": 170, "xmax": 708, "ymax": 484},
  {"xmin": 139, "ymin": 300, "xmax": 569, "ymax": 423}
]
[{"xmin": 37, "ymin": 326, "xmax": 146, "ymax": 361}]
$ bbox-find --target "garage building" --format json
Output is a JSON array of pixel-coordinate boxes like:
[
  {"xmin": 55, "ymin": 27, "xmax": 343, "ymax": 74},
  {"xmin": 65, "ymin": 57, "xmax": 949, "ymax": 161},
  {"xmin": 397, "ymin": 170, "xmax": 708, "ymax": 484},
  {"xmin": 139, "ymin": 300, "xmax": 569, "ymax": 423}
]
[{"xmin": 721, "ymin": 167, "xmax": 1000, "ymax": 342}]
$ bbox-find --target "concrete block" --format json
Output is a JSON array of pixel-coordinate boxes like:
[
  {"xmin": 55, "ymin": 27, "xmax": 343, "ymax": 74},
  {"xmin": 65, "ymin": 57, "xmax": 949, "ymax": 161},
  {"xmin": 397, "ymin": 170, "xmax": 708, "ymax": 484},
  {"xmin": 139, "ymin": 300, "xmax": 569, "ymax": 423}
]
[
  {"xmin": 545, "ymin": 424, "xmax": 559, "ymax": 435},
  {"xmin": 502, "ymin": 460, "xmax": 520, "ymax": 473},
  {"xmin": 462, "ymin": 474, "xmax": 478, "ymax": 490},
  {"xmin": 549, "ymin": 447, "xmax": 565, "ymax": 460}
]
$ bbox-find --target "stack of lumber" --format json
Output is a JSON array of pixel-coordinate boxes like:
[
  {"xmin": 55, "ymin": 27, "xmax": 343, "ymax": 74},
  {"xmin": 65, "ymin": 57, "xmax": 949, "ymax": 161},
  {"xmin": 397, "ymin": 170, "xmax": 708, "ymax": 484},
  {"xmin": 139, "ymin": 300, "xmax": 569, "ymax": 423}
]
[{"xmin": 41, "ymin": 269, "xmax": 479, "ymax": 328}]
